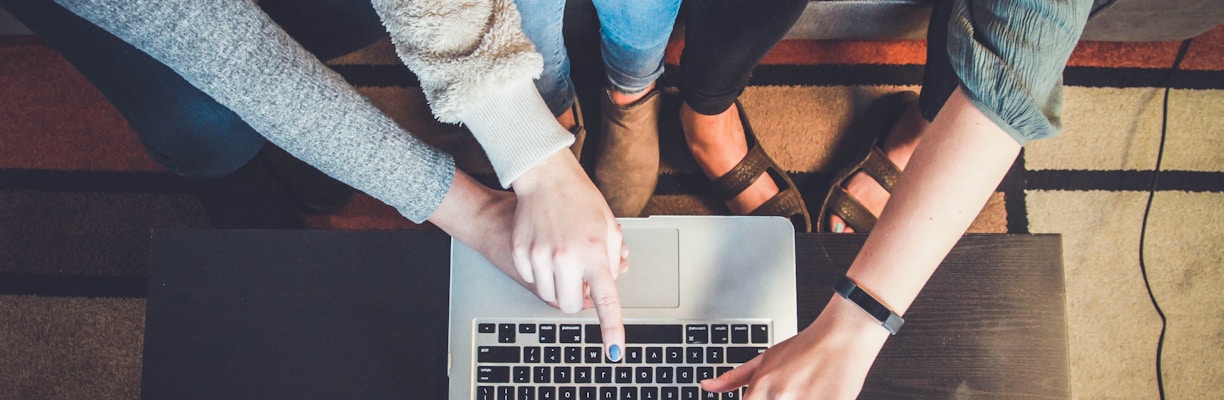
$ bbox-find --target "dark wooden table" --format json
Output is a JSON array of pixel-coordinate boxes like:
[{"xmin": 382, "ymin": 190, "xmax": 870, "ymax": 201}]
[{"xmin": 144, "ymin": 230, "xmax": 1067, "ymax": 399}]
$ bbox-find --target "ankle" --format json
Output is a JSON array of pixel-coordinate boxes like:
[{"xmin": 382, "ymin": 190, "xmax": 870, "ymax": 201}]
[
  {"xmin": 556, "ymin": 107, "xmax": 577, "ymax": 132},
  {"xmin": 680, "ymin": 102, "xmax": 748, "ymax": 179},
  {"xmin": 608, "ymin": 82, "xmax": 657, "ymax": 107}
]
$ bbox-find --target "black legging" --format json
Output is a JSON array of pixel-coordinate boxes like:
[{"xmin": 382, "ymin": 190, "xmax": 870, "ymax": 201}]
[{"xmin": 678, "ymin": 0, "xmax": 810, "ymax": 115}]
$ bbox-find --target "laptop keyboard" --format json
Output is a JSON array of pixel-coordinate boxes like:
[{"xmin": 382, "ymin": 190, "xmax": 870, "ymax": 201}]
[{"xmin": 472, "ymin": 319, "xmax": 770, "ymax": 400}]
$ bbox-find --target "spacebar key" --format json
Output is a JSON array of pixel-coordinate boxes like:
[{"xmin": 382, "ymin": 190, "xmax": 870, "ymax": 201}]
[
  {"xmin": 726, "ymin": 347, "xmax": 768, "ymax": 363},
  {"xmin": 624, "ymin": 324, "xmax": 683, "ymax": 344}
]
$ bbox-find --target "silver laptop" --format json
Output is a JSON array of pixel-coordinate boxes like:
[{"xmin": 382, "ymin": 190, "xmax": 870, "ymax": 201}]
[{"xmin": 448, "ymin": 216, "xmax": 798, "ymax": 400}]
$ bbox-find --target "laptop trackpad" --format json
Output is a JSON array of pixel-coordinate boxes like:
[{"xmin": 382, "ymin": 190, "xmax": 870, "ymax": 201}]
[{"xmin": 616, "ymin": 228, "xmax": 680, "ymax": 308}]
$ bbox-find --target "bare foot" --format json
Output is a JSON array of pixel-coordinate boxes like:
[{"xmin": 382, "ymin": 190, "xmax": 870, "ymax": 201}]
[
  {"xmin": 680, "ymin": 102, "xmax": 780, "ymax": 214},
  {"xmin": 829, "ymin": 101, "xmax": 928, "ymax": 233}
]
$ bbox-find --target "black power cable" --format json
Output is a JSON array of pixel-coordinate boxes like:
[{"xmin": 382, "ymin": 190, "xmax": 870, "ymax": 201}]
[{"xmin": 1139, "ymin": 38, "xmax": 1193, "ymax": 400}]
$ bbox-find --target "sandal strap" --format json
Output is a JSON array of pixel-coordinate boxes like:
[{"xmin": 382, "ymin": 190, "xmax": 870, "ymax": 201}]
[
  {"xmin": 709, "ymin": 141, "xmax": 770, "ymax": 201},
  {"xmin": 828, "ymin": 186, "xmax": 877, "ymax": 232},
  {"xmin": 861, "ymin": 146, "xmax": 901, "ymax": 192},
  {"xmin": 748, "ymin": 186, "xmax": 803, "ymax": 218}
]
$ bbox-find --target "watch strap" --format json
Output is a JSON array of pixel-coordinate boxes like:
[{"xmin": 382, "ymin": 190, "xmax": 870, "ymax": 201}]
[{"xmin": 833, "ymin": 276, "xmax": 904, "ymax": 335}]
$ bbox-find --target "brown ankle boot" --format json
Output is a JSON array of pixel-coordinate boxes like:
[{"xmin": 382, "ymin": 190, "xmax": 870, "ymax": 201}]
[
  {"xmin": 567, "ymin": 98, "xmax": 587, "ymax": 161},
  {"xmin": 593, "ymin": 89, "xmax": 662, "ymax": 217}
]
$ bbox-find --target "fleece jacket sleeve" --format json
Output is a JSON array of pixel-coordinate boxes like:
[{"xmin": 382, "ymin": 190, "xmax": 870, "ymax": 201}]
[{"xmin": 373, "ymin": 0, "xmax": 574, "ymax": 188}]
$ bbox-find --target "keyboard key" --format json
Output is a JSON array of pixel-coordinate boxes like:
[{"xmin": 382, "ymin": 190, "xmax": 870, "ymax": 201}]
[
  {"xmin": 641, "ymin": 386, "xmax": 659, "ymax": 400},
  {"xmin": 681, "ymin": 387, "xmax": 699, "ymax": 400},
  {"xmin": 585, "ymin": 324, "xmax": 603, "ymax": 344},
  {"xmin": 600, "ymin": 387, "xmax": 616, "ymax": 400},
  {"xmin": 685, "ymin": 347, "xmax": 703, "ymax": 364},
  {"xmin": 711, "ymin": 325, "xmax": 729, "ymax": 344},
  {"xmin": 636, "ymin": 366, "xmax": 653, "ymax": 383},
  {"xmin": 620, "ymin": 387, "xmax": 638, "ymax": 400},
  {"xmin": 554, "ymin": 366, "xmax": 572, "ymax": 383},
  {"xmin": 660, "ymin": 386, "xmax": 678, "ymax": 400},
  {"xmin": 655, "ymin": 366, "xmax": 673, "ymax": 384},
  {"xmin": 519, "ymin": 324, "xmax": 536, "ymax": 334},
  {"xmin": 676, "ymin": 367, "xmax": 693, "ymax": 383},
  {"xmin": 717, "ymin": 367, "xmax": 732, "ymax": 378},
  {"xmin": 706, "ymin": 347, "xmax": 724, "ymax": 363},
  {"xmin": 751, "ymin": 325, "xmax": 768, "ymax": 343},
  {"xmin": 585, "ymin": 347, "xmax": 602, "ymax": 363},
  {"xmin": 477, "ymin": 366, "xmax": 509, "ymax": 383},
  {"xmin": 477, "ymin": 346, "xmax": 520, "ymax": 363},
  {"xmin": 565, "ymin": 347, "xmax": 582, "ymax": 364},
  {"xmin": 560, "ymin": 324, "xmax": 583, "ymax": 343},
  {"xmin": 524, "ymin": 346, "xmax": 541, "ymax": 363},
  {"xmin": 512, "ymin": 366, "xmax": 530, "ymax": 383},
  {"xmin": 539, "ymin": 386, "xmax": 556, "ymax": 400},
  {"xmin": 626, "ymin": 346, "xmax": 644, "ymax": 364},
  {"xmin": 666, "ymin": 347, "xmax": 683, "ymax": 364},
  {"xmin": 725, "ymin": 347, "xmax": 767, "ymax": 364},
  {"xmin": 559, "ymin": 386, "xmax": 577, "ymax": 400},
  {"xmin": 646, "ymin": 347, "xmax": 664, "ymax": 364},
  {"xmin": 722, "ymin": 388, "xmax": 740, "ymax": 400},
  {"xmin": 574, "ymin": 366, "xmax": 592, "ymax": 383},
  {"xmin": 702, "ymin": 389, "xmax": 718, "ymax": 399},
  {"xmin": 478, "ymin": 323, "xmax": 496, "ymax": 334},
  {"xmin": 539, "ymin": 324, "xmax": 557, "ymax": 343},
  {"xmin": 697, "ymin": 367, "xmax": 714, "ymax": 381},
  {"xmin": 534, "ymin": 366, "xmax": 550, "ymax": 383},
  {"xmin": 596, "ymin": 366, "xmax": 613, "ymax": 383},
  {"xmin": 580, "ymin": 386, "xmax": 597, "ymax": 400},
  {"xmin": 499, "ymin": 324, "xmax": 516, "ymax": 343},
  {"xmin": 545, "ymin": 347, "xmax": 562, "ymax": 363},
  {"xmin": 499, "ymin": 386, "xmax": 514, "ymax": 400},
  {"xmin": 477, "ymin": 385, "xmax": 495, "ymax": 400},
  {"xmin": 686, "ymin": 325, "xmax": 709, "ymax": 344},
  {"xmin": 517, "ymin": 386, "xmax": 534, "ymax": 400},
  {"xmin": 625, "ymin": 324, "xmax": 683, "ymax": 344},
  {"xmin": 616, "ymin": 367, "xmax": 633, "ymax": 383},
  {"xmin": 730, "ymin": 325, "xmax": 749, "ymax": 343}
]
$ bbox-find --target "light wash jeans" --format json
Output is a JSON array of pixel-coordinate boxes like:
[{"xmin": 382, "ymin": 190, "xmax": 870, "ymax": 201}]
[{"xmin": 514, "ymin": 0, "xmax": 682, "ymax": 116}]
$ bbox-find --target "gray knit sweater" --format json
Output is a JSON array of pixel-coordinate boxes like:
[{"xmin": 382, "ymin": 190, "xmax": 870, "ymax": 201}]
[{"xmin": 56, "ymin": 0, "xmax": 573, "ymax": 223}]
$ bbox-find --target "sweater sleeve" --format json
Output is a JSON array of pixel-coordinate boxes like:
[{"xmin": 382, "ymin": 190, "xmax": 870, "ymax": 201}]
[
  {"xmin": 53, "ymin": 0, "xmax": 455, "ymax": 223},
  {"xmin": 373, "ymin": 0, "xmax": 574, "ymax": 188}
]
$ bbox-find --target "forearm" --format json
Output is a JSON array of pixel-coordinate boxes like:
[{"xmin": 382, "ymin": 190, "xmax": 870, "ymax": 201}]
[{"xmin": 845, "ymin": 88, "xmax": 1021, "ymax": 316}]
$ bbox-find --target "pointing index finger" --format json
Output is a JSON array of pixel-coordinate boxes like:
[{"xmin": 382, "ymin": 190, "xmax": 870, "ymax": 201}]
[{"xmin": 584, "ymin": 266, "xmax": 624, "ymax": 362}]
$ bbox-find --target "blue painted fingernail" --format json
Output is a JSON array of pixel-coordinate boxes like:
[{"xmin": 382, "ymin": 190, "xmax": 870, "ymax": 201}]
[
  {"xmin": 608, "ymin": 344, "xmax": 622, "ymax": 362},
  {"xmin": 833, "ymin": 222, "xmax": 845, "ymax": 233}
]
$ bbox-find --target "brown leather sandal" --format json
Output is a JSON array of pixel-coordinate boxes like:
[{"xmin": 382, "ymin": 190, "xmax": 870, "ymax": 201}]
[
  {"xmin": 816, "ymin": 91, "xmax": 916, "ymax": 233},
  {"xmin": 707, "ymin": 101, "xmax": 812, "ymax": 232}
]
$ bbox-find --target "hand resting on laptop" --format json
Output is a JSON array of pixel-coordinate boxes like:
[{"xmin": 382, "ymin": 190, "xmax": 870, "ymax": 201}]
[{"xmin": 431, "ymin": 153, "xmax": 629, "ymax": 363}]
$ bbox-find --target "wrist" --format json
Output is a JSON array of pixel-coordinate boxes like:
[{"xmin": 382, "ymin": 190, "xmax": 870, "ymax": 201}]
[
  {"xmin": 818, "ymin": 293, "xmax": 893, "ymax": 345},
  {"xmin": 509, "ymin": 150, "xmax": 581, "ymax": 194}
]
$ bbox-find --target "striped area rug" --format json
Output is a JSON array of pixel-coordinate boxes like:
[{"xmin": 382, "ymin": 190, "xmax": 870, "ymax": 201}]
[{"xmin": 2, "ymin": 23, "xmax": 1222, "ymax": 399}]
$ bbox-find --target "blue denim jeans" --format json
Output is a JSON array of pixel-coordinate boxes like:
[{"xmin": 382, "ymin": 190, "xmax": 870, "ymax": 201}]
[
  {"xmin": 3, "ymin": 0, "xmax": 385, "ymax": 177},
  {"xmin": 514, "ymin": 0, "xmax": 681, "ymax": 116}
]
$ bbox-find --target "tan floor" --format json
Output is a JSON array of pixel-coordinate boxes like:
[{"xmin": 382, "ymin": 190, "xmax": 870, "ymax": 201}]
[{"xmin": 1027, "ymin": 87, "xmax": 1224, "ymax": 399}]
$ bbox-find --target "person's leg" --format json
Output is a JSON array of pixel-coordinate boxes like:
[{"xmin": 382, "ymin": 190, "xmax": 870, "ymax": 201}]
[
  {"xmin": 3, "ymin": 0, "xmax": 266, "ymax": 178},
  {"xmin": 512, "ymin": 0, "xmax": 575, "ymax": 119},
  {"xmin": 676, "ymin": 0, "xmax": 808, "ymax": 223},
  {"xmin": 592, "ymin": 0, "xmax": 681, "ymax": 103},
  {"xmin": 3, "ymin": 0, "xmax": 382, "ymax": 226},
  {"xmin": 826, "ymin": 0, "xmax": 1089, "ymax": 232},
  {"xmin": 586, "ymin": 0, "xmax": 681, "ymax": 217}
]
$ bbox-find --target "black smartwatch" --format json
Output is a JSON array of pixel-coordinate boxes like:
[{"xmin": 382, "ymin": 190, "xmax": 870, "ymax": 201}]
[{"xmin": 833, "ymin": 276, "xmax": 904, "ymax": 335}]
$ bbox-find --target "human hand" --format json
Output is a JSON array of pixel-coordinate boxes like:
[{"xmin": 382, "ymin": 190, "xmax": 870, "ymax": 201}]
[
  {"xmin": 508, "ymin": 149, "xmax": 628, "ymax": 360},
  {"xmin": 701, "ymin": 294, "xmax": 891, "ymax": 399}
]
